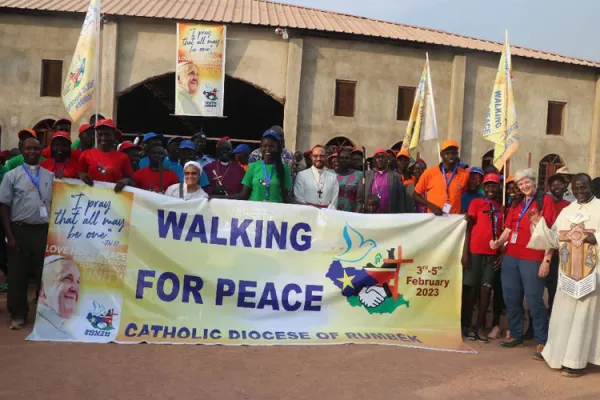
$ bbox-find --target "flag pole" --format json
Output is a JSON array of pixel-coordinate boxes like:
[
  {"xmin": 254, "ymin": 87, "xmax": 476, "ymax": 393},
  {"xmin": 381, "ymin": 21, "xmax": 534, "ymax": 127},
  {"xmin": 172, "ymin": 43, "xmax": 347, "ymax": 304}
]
[
  {"xmin": 503, "ymin": 28, "xmax": 509, "ymax": 207},
  {"xmin": 94, "ymin": 0, "xmax": 101, "ymax": 148}
]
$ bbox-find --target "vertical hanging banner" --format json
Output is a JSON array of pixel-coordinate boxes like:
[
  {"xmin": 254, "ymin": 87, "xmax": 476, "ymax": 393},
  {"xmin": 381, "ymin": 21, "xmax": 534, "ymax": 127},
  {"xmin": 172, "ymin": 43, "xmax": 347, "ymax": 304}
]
[
  {"xmin": 175, "ymin": 23, "xmax": 226, "ymax": 116},
  {"xmin": 62, "ymin": 0, "xmax": 100, "ymax": 122}
]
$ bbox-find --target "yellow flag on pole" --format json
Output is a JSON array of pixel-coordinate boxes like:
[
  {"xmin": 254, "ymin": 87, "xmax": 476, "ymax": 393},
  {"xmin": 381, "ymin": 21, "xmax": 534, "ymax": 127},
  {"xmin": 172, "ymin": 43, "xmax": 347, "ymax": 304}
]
[
  {"xmin": 483, "ymin": 32, "xmax": 520, "ymax": 170},
  {"xmin": 400, "ymin": 54, "xmax": 438, "ymax": 157},
  {"xmin": 62, "ymin": 0, "xmax": 100, "ymax": 122}
]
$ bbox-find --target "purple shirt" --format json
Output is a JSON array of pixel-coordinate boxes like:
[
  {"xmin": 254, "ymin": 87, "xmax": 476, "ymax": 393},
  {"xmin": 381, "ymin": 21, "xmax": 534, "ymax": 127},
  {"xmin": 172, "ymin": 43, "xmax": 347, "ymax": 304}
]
[{"xmin": 372, "ymin": 170, "xmax": 389, "ymax": 213}]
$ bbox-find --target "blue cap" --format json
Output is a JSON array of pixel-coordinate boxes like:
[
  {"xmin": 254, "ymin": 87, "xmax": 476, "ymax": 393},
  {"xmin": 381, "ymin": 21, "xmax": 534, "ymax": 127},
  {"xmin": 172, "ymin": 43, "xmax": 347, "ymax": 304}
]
[
  {"xmin": 233, "ymin": 144, "xmax": 251, "ymax": 154},
  {"xmin": 470, "ymin": 166, "xmax": 485, "ymax": 176},
  {"xmin": 179, "ymin": 140, "xmax": 197, "ymax": 150},
  {"xmin": 143, "ymin": 132, "xmax": 162, "ymax": 143},
  {"xmin": 262, "ymin": 128, "xmax": 282, "ymax": 142},
  {"xmin": 168, "ymin": 136, "xmax": 183, "ymax": 145}
]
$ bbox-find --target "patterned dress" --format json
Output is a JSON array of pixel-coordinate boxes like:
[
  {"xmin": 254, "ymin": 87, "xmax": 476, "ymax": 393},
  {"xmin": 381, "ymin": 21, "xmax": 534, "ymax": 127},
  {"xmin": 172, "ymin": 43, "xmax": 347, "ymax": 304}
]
[{"xmin": 336, "ymin": 170, "xmax": 362, "ymax": 212}]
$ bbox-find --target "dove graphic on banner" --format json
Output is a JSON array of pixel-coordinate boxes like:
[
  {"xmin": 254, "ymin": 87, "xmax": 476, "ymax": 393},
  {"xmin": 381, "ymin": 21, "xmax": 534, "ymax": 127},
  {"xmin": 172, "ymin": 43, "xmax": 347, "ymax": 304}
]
[{"xmin": 334, "ymin": 224, "xmax": 377, "ymax": 263}]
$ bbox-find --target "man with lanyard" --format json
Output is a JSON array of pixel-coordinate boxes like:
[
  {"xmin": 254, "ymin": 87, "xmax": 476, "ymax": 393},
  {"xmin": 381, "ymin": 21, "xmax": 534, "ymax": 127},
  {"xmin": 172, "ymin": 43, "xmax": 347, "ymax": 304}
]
[
  {"xmin": 293, "ymin": 145, "xmax": 339, "ymax": 209},
  {"xmin": 414, "ymin": 140, "xmax": 469, "ymax": 215},
  {"xmin": 357, "ymin": 148, "xmax": 407, "ymax": 213},
  {"xmin": 39, "ymin": 131, "xmax": 82, "ymax": 178},
  {"xmin": 0, "ymin": 138, "xmax": 53, "ymax": 330},
  {"xmin": 191, "ymin": 131, "xmax": 216, "ymax": 167}
]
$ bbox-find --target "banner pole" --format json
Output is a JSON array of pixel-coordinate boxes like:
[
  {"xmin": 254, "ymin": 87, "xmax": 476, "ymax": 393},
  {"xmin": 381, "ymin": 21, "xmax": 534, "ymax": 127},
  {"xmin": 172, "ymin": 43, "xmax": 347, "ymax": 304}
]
[
  {"xmin": 94, "ymin": 0, "xmax": 101, "ymax": 148},
  {"xmin": 503, "ymin": 160, "xmax": 507, "ymax": 206}
]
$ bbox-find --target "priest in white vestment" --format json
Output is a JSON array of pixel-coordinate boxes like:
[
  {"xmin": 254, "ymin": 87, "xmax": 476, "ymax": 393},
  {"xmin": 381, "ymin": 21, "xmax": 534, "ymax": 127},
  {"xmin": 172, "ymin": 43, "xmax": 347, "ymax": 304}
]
[
  {"xmin": 293, "ymin": 145, "xmax": 339, "ymax": 209},
  {"xmin": 528, "ymin": 174, "xmax": 600, "ymax": 377}
]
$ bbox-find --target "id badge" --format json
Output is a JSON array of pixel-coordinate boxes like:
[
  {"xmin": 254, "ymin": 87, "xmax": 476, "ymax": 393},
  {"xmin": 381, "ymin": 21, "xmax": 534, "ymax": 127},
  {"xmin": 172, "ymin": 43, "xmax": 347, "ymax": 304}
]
[
  {"xmin": 40, "ymin": 206, "xmax": 48, "ymax": 218},
  {"xmin": 510, "ymin": 232, "xmax": 518, "ymax": 244},
  {"xmin": 442, "ymin": 203, "xmax": 452, "ymax": 214}
]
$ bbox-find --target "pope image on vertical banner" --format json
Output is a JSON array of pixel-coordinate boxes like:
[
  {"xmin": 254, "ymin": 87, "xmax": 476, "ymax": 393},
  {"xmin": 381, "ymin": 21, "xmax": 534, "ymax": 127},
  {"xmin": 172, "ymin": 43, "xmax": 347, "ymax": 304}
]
[
  {"xmin": 28, "ymin": 181, "xmax": 133, "ymax": 342},
  {"xmin": 175, "ymin": 23, "xmax": 226, "ymax": 116}
]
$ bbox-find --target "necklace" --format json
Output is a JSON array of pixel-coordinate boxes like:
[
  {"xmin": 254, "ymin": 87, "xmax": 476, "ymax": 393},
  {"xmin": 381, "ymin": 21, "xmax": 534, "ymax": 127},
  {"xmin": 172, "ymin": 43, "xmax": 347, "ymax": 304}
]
[
  {"xmin": 372, "ymin": 170, "xmax": 386, "ymax": 199},
  {"xmin": 215, "ymin": 162, "xmax": 232, "ymax": 181}
]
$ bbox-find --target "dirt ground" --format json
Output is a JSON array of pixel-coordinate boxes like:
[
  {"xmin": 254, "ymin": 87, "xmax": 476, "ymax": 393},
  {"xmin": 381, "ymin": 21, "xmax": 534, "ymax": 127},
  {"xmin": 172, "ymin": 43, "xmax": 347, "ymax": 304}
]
[{"xmin": 1, "ymin": 293, "xmax": 599, "ymax": 400}]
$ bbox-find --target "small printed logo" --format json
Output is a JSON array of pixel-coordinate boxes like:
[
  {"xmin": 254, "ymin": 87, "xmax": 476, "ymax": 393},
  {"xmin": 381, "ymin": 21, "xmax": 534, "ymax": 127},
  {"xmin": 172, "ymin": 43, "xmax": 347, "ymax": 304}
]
[
  {"xmin": 327, "ymin": 225, "xmax": 412, "ymax": 314},
  {"xmin": 203, "ymin": 88, "xmax": 219, "ymax": 101},
  {"xmin": 68, "ymin": 56, "xmax": 87, "ymax": 88},
  {"xmin": 86, "ymin": 301, "xmax": 118, "ymax": 331}
]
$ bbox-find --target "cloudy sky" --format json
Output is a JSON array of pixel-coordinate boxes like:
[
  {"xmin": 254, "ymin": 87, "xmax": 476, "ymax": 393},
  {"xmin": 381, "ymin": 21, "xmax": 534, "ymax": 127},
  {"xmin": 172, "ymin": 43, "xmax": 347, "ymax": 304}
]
[{"xmin": 281, "ymin": 0, "xmax": 599, "ymax": 62}]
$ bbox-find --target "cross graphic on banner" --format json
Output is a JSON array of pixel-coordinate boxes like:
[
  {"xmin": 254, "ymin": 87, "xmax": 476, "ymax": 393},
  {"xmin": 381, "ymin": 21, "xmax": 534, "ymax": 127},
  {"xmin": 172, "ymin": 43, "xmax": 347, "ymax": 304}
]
[
  {"xmin": 383, "ymin": 246, "xmax": 414, "ymax": 301},
  {"xmin": 559, "ymin": 223, "xmax": 596, "ymax": 280}
]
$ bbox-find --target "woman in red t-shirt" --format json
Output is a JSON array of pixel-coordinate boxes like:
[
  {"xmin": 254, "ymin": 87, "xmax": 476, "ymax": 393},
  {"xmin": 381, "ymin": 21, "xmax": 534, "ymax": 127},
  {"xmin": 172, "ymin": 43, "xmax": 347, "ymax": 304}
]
[
  {"xmin": 490, "ymin": 168, "xmax": 556, "ymax": 353},
  {"xmin": 78, "ymin": 119, "xmax": 133, "ymax": 192},
  {"xmin": 133, "ymin": 142, "xmax": 179, "ymax": 193},
  {"xmin": 40, "ymin": 131, "xmax": 83, "ymax": 178},
  {"xmin": 461, "ymin": 173, "xmax": 504, "ymax": 342}
]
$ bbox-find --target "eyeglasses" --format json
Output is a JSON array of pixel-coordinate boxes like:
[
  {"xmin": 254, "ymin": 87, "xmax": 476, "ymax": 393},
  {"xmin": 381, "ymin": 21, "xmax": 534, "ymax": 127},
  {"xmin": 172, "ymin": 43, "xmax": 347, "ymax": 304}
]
[{"xmin": 312, "ymin": 154, "xmax": 326, "ymax": 158}]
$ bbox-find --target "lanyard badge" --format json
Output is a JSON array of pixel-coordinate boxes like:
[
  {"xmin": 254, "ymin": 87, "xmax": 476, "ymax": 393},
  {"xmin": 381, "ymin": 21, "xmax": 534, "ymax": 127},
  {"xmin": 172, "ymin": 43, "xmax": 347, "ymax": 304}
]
[
  {"xmin": 22, "ymin": 165, "xmax": 47, "ymax": 218},
  {"xmin": 261, "ymin": 162, "xmax": 275, "ymax": 201}
]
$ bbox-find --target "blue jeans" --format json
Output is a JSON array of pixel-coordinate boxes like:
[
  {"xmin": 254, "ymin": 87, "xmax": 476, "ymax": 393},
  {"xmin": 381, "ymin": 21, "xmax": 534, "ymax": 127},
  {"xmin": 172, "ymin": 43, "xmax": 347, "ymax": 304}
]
[{"xmin": 501, "ymin": 254, "xmax": 548, "ymax": 344}]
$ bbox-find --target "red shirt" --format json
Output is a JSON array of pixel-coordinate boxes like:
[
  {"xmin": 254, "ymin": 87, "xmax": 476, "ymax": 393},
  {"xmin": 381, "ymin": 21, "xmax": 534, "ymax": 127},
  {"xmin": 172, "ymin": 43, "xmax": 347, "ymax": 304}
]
[
  {"xmin": 505, "ymin": 194, "xmax": 557, "ymax": 261},
  {"xmin": 40, "ymin": 157, "xmax": 83, "ymax": 178},
  {"xmin": 78, "ymin": 148, "xmax": 134, "ymax": 183},
  {"xmin": 468, "ymin": 198, "xmax": 504, "ymax": 255},
  {"xmin": 133, "ymin": 167, "xmax": 180, "ymax": 193},
  {"xmin": 554, "ymin": 199, "xmax": 570, "ymax": 217}
]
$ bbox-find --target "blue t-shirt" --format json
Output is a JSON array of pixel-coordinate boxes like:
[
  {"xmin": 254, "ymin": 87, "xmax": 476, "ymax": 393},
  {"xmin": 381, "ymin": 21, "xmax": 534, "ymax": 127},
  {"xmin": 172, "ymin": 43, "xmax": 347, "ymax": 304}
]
[{"xmin": 461, "ymin": 191, "xmax": 484, "ymax": 213}]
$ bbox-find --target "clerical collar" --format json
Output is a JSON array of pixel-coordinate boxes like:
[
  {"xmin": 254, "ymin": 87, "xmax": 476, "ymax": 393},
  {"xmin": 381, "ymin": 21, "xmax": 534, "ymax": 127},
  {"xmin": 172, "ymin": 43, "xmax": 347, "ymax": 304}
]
[
  {"xmin": 219, "ymin": 161, "xmax": 230, "ymax": 166},
  {"xmin": 24, "ymin": 162, "xmax": 39, "ymax": 170},
  {"xmin": 311, "ymin": 165, "xmax": 324, "ymax": 174},
  {"xmin": 578, "ymin": 196, "xmax": 596, "ymax": 205},
  {"xmin": 375, "ymin": 169, "xmax": 387, "ymax": 174}
]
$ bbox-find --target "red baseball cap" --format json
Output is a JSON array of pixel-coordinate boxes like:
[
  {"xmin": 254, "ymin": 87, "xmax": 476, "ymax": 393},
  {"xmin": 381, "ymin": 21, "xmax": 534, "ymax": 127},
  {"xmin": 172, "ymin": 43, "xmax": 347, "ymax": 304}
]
[
  {"xmin": 373, "ymin": 148, "xmax": 387, "ymax": 157},
  {"xmin": 78, "ymin": 123, "xmax": 93, "ymax": 135},
  {"xmin": 94, "ymin": 119, "xmax": 117, "ymax": 130},
  {"xmin": 119, "ymin": 141, "xmax": 139, "ymax": 152},
  {"xmin": 18, "ymin": 129, "xmax": 37, "ymax": 139},
  {"xmin": 483, "ymin": 173, "xmax": 500, "ymax": 184},
  {"xmin": 52, "ymin": 131, "xmax": 72, "ymax": 142}
]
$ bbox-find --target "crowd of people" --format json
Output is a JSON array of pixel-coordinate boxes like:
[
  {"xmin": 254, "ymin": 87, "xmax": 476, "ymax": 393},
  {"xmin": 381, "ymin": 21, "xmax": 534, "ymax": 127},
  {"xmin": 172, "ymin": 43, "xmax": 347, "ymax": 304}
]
[{"xmin": 1, "ymin": 115, "xmax": 600, "ymax": 377}]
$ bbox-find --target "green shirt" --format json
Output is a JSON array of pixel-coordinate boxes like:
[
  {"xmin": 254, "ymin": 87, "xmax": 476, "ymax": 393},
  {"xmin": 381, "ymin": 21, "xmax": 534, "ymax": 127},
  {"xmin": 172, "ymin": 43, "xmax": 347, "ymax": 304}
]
[
  {"xmin": 5, "ymin": 154, "xmax": 46, "ymax": 172},
  {"xmin": 242, "ymin": 161, "xmax": 292, "ymax": 203}
]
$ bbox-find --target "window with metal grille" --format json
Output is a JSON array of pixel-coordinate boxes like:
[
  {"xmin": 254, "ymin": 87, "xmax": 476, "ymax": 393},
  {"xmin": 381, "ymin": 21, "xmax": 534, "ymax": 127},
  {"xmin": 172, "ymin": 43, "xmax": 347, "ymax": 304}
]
[
  {"xmin": 334, "ymin": 80, "xmax": 356, "ymax": 117},
  {"xmin": 40, "ymin": 60, "xmax": 63, "ymax": 97},
  {"xmin": 397, "ymin": 86, "xmax": 416, "ymax": 121},
  {"xmin": 546, "ymin": 101, "xmax": 566, "ymax": 135}
]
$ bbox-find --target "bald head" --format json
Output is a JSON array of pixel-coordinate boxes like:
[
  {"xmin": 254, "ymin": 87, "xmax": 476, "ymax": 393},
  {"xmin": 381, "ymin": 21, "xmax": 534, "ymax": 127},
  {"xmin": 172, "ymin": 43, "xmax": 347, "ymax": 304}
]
[{"xmin": 572, "ymin": 173, "xmax": 594, "ymax": 204}]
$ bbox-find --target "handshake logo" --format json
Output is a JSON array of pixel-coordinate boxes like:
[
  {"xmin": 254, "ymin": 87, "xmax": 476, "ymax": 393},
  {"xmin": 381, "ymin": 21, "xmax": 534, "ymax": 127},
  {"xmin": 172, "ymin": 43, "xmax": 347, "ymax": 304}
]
[{"xmin": 326, "ymin": 244, "xmax": 411, "ymax": 315}]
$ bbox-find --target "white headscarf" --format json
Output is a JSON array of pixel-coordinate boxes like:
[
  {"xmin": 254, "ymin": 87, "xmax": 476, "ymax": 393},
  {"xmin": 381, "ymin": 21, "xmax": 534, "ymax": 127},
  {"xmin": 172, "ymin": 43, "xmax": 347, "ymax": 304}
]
[{"xmin": 183, "ymin": 161, "xmax": 203, "ymax": 184}]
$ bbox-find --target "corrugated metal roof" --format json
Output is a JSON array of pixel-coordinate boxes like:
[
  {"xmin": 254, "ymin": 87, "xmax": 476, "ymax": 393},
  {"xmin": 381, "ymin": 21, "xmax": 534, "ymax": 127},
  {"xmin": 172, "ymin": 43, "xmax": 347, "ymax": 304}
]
[{"xmin": 1, "ymin": 0, "xmax": 599, "ymax": 68}]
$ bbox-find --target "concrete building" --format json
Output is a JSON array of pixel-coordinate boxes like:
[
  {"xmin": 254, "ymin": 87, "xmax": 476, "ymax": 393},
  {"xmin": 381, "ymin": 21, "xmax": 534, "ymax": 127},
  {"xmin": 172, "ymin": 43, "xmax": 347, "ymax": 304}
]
[{"xmin": 1, "ymin": 0, "xmax": 599, "ymax": 184}]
